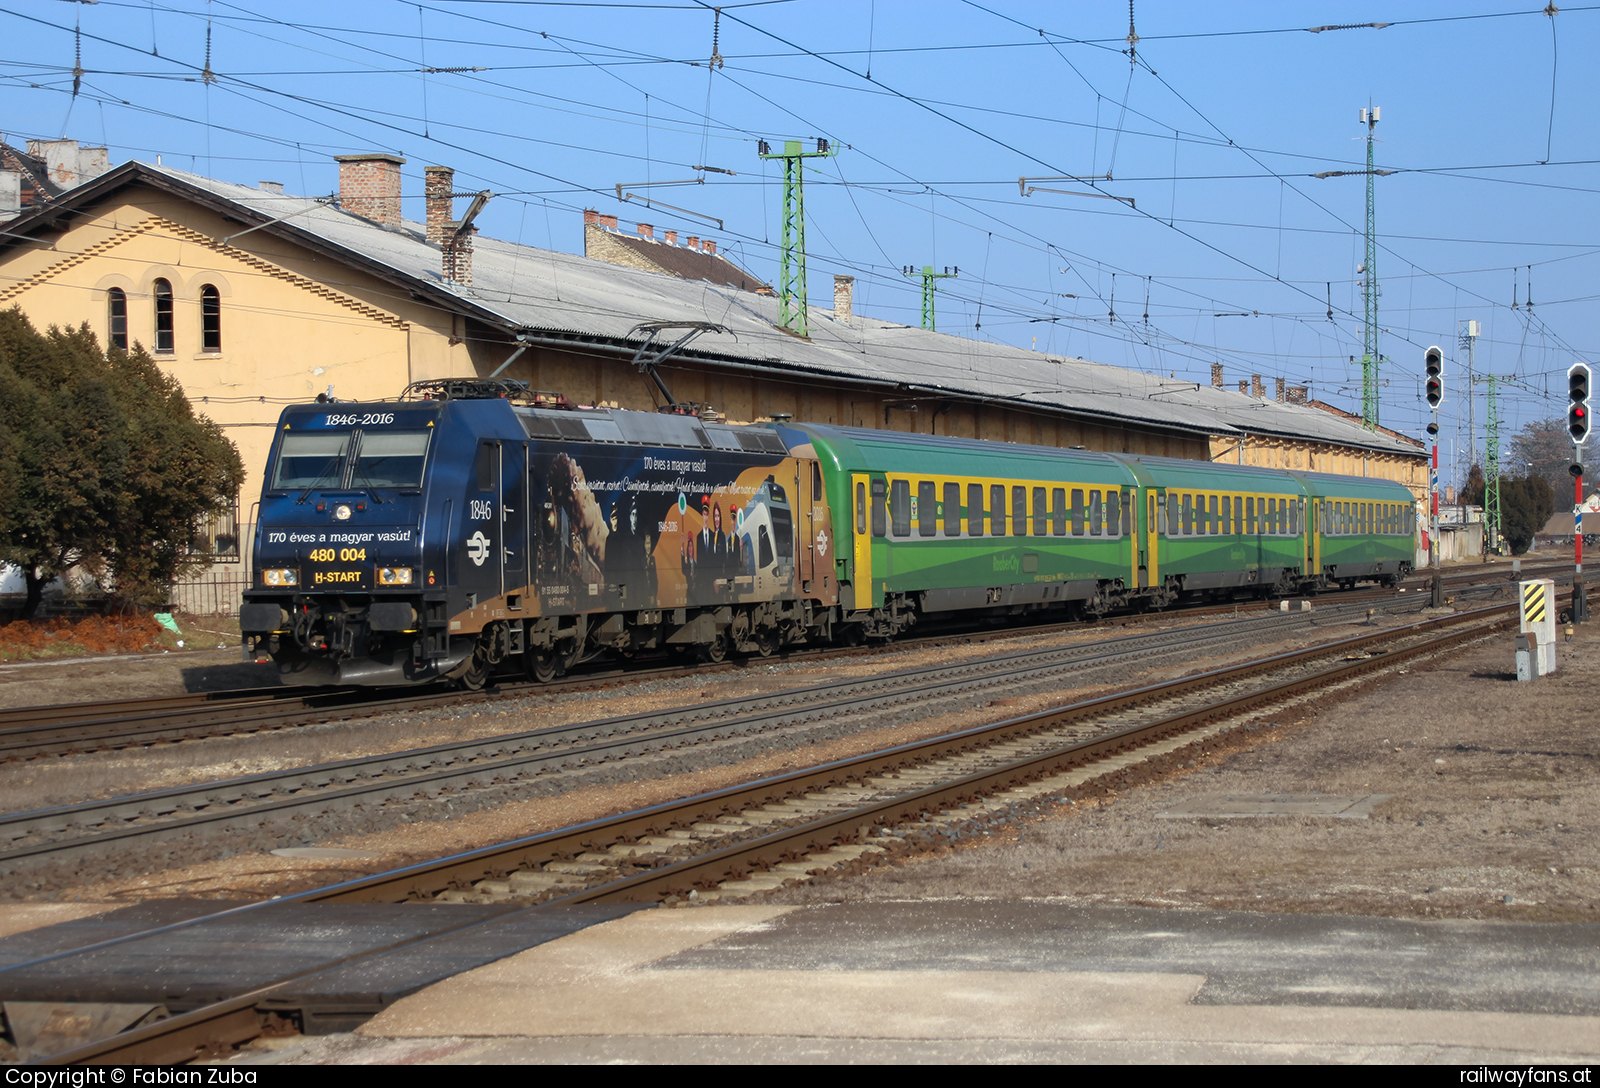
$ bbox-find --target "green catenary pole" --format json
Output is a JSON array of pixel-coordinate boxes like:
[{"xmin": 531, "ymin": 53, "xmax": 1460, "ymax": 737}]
[
  {"xmin": 902, "ymin": 265, "xmax": 958, "ymax": 331},
  {"xmin": 758, "ymin": 138, "xmax": 838, "ymax": 337}
]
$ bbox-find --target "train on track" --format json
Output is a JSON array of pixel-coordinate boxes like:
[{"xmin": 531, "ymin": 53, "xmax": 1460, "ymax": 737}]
[{"xmin": 241, "ymin": 380, "xmax": 1417, "ymax": 687}]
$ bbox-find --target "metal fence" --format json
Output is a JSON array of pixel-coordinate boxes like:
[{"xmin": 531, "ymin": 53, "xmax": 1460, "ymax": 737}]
[{"xmin": 170, "ymin": 572, "xmax": 248, "ymax": 616}]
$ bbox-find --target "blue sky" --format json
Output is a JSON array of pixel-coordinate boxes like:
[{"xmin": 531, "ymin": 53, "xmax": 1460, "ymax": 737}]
[{"xmin": 5, "ymin": 1, "xmax": 1598, "ymax": 481}]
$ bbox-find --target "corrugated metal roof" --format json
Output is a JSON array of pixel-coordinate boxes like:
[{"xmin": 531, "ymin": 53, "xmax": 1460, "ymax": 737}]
[{"xmin": 111, "ymin": 165, "xmax": 1423, "ymax": 459}]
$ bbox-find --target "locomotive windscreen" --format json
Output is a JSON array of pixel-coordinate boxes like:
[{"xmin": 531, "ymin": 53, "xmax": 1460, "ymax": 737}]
[
  {"xmin": 272, "ymin": 432, "xmax": 351, "ymax": 490},
  {"xmin": 351, "ymin": 431, "xmax": 431, "ymax": 488}
]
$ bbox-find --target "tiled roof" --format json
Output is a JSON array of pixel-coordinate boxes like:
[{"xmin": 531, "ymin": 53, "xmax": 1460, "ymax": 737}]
[{"xmin": 595, "ymin": 228, "xmax": 771, "ymax": 294}]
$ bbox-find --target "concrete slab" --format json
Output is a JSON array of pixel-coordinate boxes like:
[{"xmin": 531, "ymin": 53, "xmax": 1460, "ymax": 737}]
[
  {"xmin": 1156, "ymin": 793, "xmax": 1394, "ymax": 819},
  {"xmin": 357, "ymin": 902, "xmax": 1600, "ymax": 1063}
]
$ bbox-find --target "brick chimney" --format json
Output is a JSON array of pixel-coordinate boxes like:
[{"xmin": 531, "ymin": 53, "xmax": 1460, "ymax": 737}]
[
  {"xmin": 1275, "ymin": 377, "xmax": 1286, "ymax": 402},
  {"xmin": 637, "ymin": 222, "xmax": 654, "ymax": 239},
  {"xmin": 1210, "ymin": 363, "xmax": 1224, "ymax": 389},
  {"xmin": 583, "ymin": 208, "xmax": 599, "ymax": 226},
  {"xmin": 664, "ymin": 230, "xmax": 677, "ymax": 245},
  {"xmin": 686, "ymin": 236, "xmax": 699, "ymax": 251},
  {"xmin": 1238, "ymin": 380, "xmax": 1249, "ymax": 394},
  {"xmin": 335, "ymin": 153, "xmax": 405, "ymax": 228},
  {"xmin": 1250, "ymin": 374, "xmax": 1264, "ymax": 398},
  {"xmin": 425, "ymin": 166, "xmax": 454, "ymax": 247},
  {"xmin": 703, "ymin": 239, "xmax": 717, "ymax": 255},
  {"xmin": 834, "ymin": 275, "xmax": 854, "ymax": 322},
  {"xmin": 444, "ymin": 224, "xmax": 475, "ymax": 287},
  {"xmin": 600, "ymin": 213, "xmax": 618, "ymax": 230},
  {"xmin": 1287, "ymin": 385, "xmax": 1309, "ymax": 405}
]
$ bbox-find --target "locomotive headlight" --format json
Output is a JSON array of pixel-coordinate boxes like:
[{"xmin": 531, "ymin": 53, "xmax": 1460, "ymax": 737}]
[
  {"xmin": 334, "ymin": 504, "xmax": 353, "ymax": 521},
  {"xmin": 262, "ymin": 568, "xmax": 299, "ymax": 587},
  {"xmin": 378, "ymin": 567, "xmax": 414, "ymax": 586}
]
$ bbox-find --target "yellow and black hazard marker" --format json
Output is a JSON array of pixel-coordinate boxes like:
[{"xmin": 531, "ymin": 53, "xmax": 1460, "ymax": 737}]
[{"xmin": 1523, "ymin": 581, "xmax": 1548, "ymax": 626}]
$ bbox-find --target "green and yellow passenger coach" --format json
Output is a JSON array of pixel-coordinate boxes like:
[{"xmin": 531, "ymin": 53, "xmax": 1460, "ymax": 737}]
[{"xmin": 787, "ymin": 425, "xmax": 1415, "ymax": 639}]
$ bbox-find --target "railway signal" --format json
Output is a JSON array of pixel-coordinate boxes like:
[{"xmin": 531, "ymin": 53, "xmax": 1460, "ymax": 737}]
[
  {"xmin": 1568, "ymin": 363, "xmax": 1592, "ymax": 444},
  {"xmin": 1424, "ymin": 346, "xmax": 1444, "ymax": 409}
]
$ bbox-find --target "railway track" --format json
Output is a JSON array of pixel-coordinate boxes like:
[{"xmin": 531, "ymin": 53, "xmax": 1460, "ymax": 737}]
[
  {"xmin": 0, "ymin": 590, "xmax": 1449, "ymax": 875},
  {"xmin": 1, "ymin": 562, "xmax": 1547, "ymax": 763},
  {"xmin": 25, "ymin": 599, "xmax": 1520, "ymax": 1065}
]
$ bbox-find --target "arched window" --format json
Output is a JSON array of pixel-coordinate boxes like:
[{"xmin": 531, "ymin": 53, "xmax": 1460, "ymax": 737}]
[
  {"xmin": 107, "ymin": 288, "xmax": 127, "ymax": 351},
  {"xmin": 200, "ymin": 284, "xmax": 221, "ymax": 352},
  {"xmin": 152, "ymin": 279, "xmax": 174, "ymax": 353}
]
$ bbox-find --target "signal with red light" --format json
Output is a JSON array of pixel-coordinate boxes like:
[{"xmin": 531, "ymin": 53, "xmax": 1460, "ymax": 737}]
[{"xmin": 1570, "ymin": 363, "xmax": 1593, "ymax": 444}]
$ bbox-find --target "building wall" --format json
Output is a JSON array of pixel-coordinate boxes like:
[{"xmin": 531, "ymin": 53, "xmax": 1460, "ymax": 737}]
[
  {"xmin": 0, "ymin": 184, "xmax": 493, "ymax": 516},
  {"xmin": 1206, "ymin": 433, "xmax": 1427, "ymax": 498}
]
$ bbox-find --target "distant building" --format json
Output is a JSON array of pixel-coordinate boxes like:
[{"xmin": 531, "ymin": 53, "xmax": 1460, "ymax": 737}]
[{"xmin": 0, "ymin": 137, "xmax": 111, "ymax": 220}]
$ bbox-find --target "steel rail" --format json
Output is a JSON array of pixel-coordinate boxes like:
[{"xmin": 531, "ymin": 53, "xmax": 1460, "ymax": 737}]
[
  {"xmin": 34, "ymin": 604, "xmax": 1515, "ymax": 1065},
  {"xmin": 0, "ymin": 598, "xmax": 1411, "ymax": 868}
]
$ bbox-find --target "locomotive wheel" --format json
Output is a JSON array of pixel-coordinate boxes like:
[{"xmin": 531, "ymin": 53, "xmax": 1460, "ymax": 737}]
[
  {"xmin": 697, "ymin": 633, "xmax": 729, "ymax": 664},
  {"xmin": 755, "ymin": 629, "xmax": 777, "ymax": 658},
  {"xmin": 459, "ymin": 649, "xmax": 490, "ymax": 691},
  {"xmin": 527, "ymin": 649, "xmax": 558, "ymax": 684}
]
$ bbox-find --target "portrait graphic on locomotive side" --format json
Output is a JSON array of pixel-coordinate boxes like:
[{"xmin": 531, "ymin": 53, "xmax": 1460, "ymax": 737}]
[{"xmin": 529, "ymin": 443, "xmax": 799, "ymax": 616}]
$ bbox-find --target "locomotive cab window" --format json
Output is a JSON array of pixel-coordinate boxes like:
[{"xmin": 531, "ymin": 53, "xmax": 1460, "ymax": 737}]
[
  {"xmin": 475, "ymin": 444, "xmax": 497, "ymax": 491},
  {"xmin": 355, "ymin": 431, "xmax": 431, "ymax": 490},
  {"xmin": 272, "ymin": 431, "xmax": 351, "ymax": 490}
]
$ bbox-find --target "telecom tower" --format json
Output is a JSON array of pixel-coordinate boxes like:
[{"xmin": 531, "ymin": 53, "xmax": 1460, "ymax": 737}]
[
  {"xmin": 758, "ymin": 138, "xmax": 837, "ymax": 337},
  {"xmin": 902, "ymin": 265, "xmax": 958, "ymax": 331},
  {"xmin": 1358, "ymin": 104, "xmax": 1383, "ymax": 430}
]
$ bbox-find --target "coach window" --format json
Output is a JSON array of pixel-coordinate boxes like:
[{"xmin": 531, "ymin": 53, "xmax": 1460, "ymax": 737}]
[
  {"xmin": 152, "ymin": 279, "xmax": 174, "ymax": 353},
  {"xmin": 967, "ymin": 484, "xmax": 984, "ymax": 537},
  {"xmin": 1245, "ymin": 496, "xmax": 1255, "ymax": 534},
  {"xmin": 1290, "ymin": 499, "xmax": 1300, "ymax": 535},
  {"xmin": 1119, "ymin": 491, "xmax": 1131, "ymax": 537},
  {"xmin": 918, "ymin": 480, "xmax": 937, "ymax": 537},
  {"xmin": 1166, "ymin": 493, "xmax": 1178, "ymax": 535},
  {"xmin": 200, "ymin": 284, "xmax": 222, "ymax": 352},
  {"xmin": 1089, "ymin": 491, "xmax": 1103, "ymax": 536},
  {"xmin": 943, "ymin": 482, "xmax": 961, "ymax": 536},
  {"xmin": 1110, "ymin": 491, "xmax": 1122, "ymax": 536},
  {"xmin": 855, "ymin": 482, "xmax": 866, "ymax": 535},
  {"xmin": 870, "ymin": 478, "xmax": 886, "ymax": 537},
  {"xmin": 1012, "ymin": 486, "xmax": 1028, "ymax": 536},
  {"xmin": 1052, "ymin": 488, "xmax": 1067, "ymax": 536},
  {"xmin": 107, "ymin": 288, "xmax": 128, "ymax": 351},
  {"xmin": 891, "ymin": 479, "xmax": 911, "ymax": 537},
  {"xmin": 1181, "ymin": 495, "xmax": 1192, "ymax": 535},
  {"xmin": 990, "ymin": 485, "xmax": 1007, "ymax": 536},
  {"xmin": 1033, "ymin": 487, "xmax": 1047, "ymax": 536},
  {"xmin": 1071, "ymin": 489, "xmax": 1085, "ymax": 536}
]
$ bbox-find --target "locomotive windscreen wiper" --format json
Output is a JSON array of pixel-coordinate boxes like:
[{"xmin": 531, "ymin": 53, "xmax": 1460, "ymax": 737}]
[{"xmin": 295, "ymin": 453, "xmax": 346, "ymax": 504}]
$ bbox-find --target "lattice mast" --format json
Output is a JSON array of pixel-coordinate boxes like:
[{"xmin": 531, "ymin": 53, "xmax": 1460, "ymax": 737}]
[
  {"xmin": 1359, "ymin": 104, "xmax": 1382, "ymax": 430},
  {"xmin": 757, "ymin": 138, "xmax": 837, "ymax": 337},
  {"xmin": 1484, "ymin": 372, "xmax": 1504, "ymax": 554},
  {"xmin": 902, "ymin": 265, "xmax": 959, "ymax": 331}
]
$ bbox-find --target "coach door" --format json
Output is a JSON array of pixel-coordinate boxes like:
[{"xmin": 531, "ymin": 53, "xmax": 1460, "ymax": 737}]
[
  {"xmin": 1309, "ymin": 499, "xmax": 1322, "ymax": 574},
  {"xmin": 1144, "ymin": 488, "xmax": 1162, "ymax": 588},
  {"xmin": 501, "ymin": 442, "xmax": 528, "ymax": 608},
  {"xmin": 850, "ymin": 473, "xmax": 876, "ymax": 609}
]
